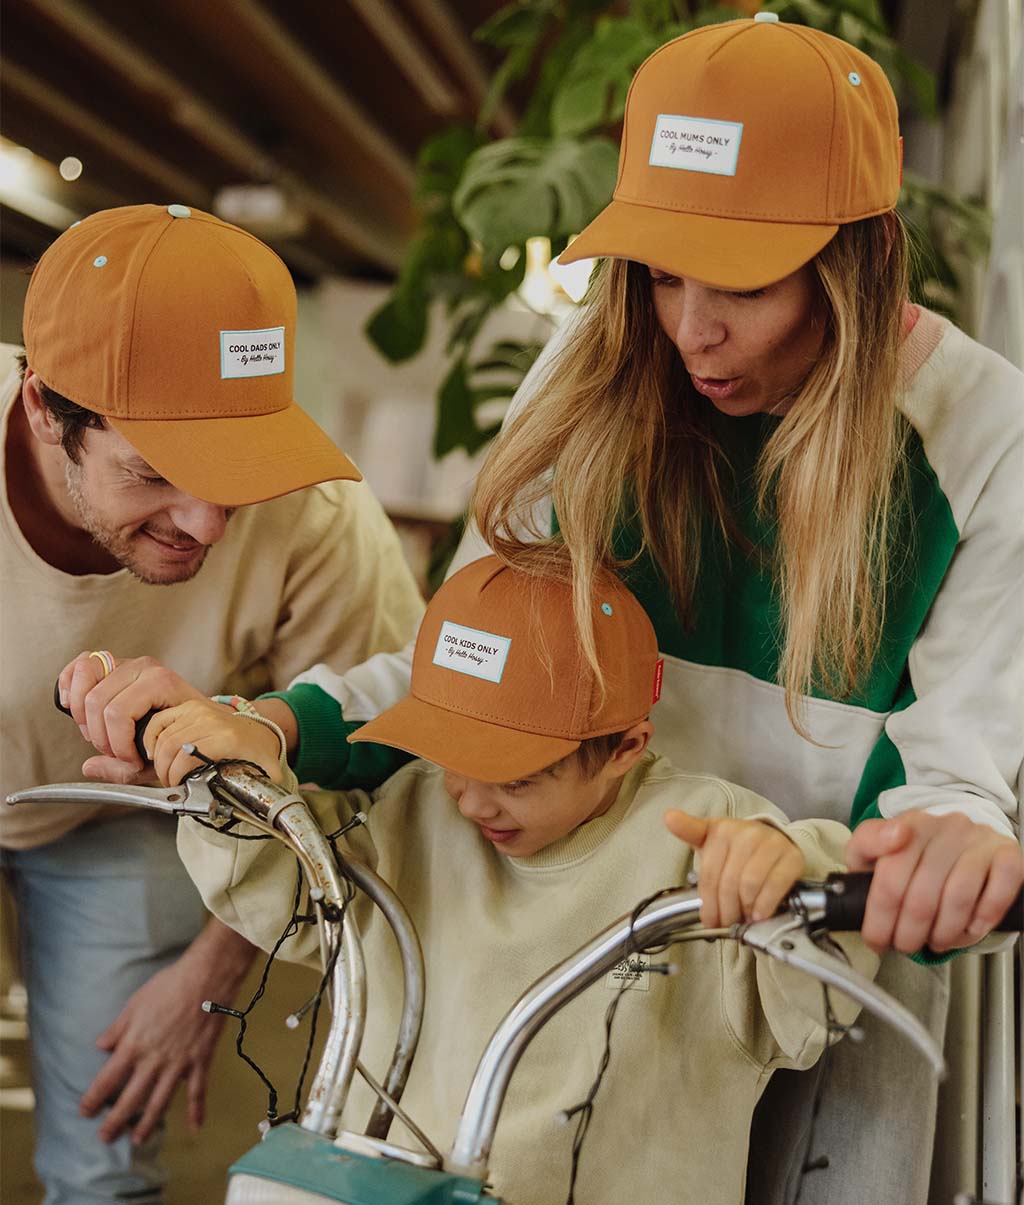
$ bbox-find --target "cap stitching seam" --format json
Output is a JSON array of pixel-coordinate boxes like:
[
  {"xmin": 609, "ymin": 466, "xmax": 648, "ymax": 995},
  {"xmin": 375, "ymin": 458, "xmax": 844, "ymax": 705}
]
[
  {"xmin": 611, "ymin": 191, "xmax": 840, "ymax": 223},
  {"xmin": 610, "ymin": 190, "xmax": 891, "ymax": 223},
  {"xmin": 407, "ymin": 693, "xmax": 641, "ymax": 738},
  {"xmin": 126, "ymin": 221, "xmax": 176, "ymax": 419},
  {"xmin": 785, "ymin": 24, "xmax": 839, "ymax": 216}
]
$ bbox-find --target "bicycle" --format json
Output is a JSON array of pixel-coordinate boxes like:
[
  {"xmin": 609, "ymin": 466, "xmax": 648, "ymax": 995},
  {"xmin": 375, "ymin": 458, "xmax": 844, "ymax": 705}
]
[{"xmin": 9, "ymin": 752, "xmax": 1021, "ymax": 1205}]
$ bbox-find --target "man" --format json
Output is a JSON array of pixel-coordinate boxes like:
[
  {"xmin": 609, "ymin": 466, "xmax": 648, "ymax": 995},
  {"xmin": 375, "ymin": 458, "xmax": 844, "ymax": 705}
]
[{"xmin": 0, "ymin": 203, "xmax": 423, "ymax": 1204}]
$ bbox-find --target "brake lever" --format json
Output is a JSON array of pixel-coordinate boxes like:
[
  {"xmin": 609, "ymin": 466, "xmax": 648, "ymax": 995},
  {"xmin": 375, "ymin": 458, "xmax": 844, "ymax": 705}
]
[
  {"xmin": 5, "ymin": 766, "xmax": 232, "ymax": 821},
  {"xmin": 739, "ymin": 913, "xmax": 946, "ymax": 1079}
]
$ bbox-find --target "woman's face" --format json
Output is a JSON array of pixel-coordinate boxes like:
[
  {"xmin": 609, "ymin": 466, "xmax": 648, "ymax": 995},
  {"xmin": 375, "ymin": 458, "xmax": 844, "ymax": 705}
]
[{"xmin": 646, "ymin": 263, "xmax": 826, "ymax": 417}]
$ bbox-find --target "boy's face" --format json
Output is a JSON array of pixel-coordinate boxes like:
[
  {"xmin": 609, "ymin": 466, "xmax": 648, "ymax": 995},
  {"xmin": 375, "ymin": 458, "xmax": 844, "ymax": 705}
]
[{"xmin": 444, "ymin": 754, "xmax": 625, "ymax": 859}]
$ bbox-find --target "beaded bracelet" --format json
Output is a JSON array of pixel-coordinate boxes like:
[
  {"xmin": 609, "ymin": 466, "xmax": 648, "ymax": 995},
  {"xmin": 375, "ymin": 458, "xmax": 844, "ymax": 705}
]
[{"xmin": 211, "ymin": 694, "xmax": 288, "ymax": 763}]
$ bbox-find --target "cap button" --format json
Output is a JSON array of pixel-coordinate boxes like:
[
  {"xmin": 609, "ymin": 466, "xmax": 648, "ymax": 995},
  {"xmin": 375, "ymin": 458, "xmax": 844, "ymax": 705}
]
[
  {"xmin": 754, "ymin": 11, "xmax": 780, "ymax": 20},
  {"xmin": 167, "ymin": 204, "xmax": 192, "ymax": 218}
]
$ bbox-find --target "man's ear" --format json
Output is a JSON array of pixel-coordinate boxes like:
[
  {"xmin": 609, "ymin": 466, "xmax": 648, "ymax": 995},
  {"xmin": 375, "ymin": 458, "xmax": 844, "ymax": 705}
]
[
  {"xmin": 21, "ymin": 370, "xmax": 63, "ymax": 448},
  {"xmin": 607, "ymin": 720, "xmax": 653, "ymax": 775}
]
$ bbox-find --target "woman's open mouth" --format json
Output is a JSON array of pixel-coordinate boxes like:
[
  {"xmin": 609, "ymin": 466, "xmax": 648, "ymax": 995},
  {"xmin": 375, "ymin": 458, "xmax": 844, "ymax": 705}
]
[{"xmin": 690, "ymin": 374, "xmax": 743, "ymax": 400}]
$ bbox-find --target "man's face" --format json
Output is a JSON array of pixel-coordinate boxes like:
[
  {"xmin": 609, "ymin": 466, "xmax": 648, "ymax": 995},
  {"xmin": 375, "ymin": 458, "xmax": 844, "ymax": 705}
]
[
  {"xmin": 443, "ymin": 753, "xmax": 623, "ymax": 859},
  {"xmin": 65, "ymin": 426, "xmax": 233, "ymax": 584}
]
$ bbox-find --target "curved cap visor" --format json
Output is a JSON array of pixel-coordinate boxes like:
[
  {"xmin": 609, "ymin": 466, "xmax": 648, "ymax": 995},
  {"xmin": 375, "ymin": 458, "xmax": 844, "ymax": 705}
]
[
  {"xmin": 558, "ymin": 199, "xmax": 838, "ymax": 290},
  {"xmin": 107, "ymin": 401, "xmax": 360, "ymax": 506},
  {"xmin": 350, "ymin": 693, "xmax": 582, "ymax": 784}
]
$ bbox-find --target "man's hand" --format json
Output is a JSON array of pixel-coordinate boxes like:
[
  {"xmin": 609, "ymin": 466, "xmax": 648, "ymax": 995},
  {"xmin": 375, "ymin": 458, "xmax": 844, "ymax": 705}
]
[
  {"xmin": 665, "ymin": 810, "xmax": 805, "ymax": 928},
  {"xmin": 846, "ymin": 811, "xmax": 1024, "ymax": 954},
  {"xmin": 57, "ymin": 653, "xmax": 205, "ymax": 781},
  {"xmin": 79, "ymin": 920, "xmax": 255, "ymax": 1145}
]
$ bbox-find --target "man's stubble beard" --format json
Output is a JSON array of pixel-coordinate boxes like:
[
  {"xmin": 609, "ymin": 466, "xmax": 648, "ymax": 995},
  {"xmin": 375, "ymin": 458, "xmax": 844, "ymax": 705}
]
[{"xmin": 64, "ymin": 459, "xmax": 210, "ymax": 585}]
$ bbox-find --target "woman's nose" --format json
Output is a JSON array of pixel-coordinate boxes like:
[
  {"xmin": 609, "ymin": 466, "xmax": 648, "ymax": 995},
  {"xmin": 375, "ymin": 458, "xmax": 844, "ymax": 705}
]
[{"xmin": 669, "ymin": 285, "xmax": 727, "ymax": 356}]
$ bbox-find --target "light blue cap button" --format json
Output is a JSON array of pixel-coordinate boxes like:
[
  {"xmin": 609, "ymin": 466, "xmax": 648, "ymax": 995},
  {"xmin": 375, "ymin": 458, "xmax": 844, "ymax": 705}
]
[
  {"xmin": 754, "ymin": 11, "xmax": 780, "ymax": 20},
  {"xmin": 167, "ymin": 204, "xmax": 191, "ymax": 218}
]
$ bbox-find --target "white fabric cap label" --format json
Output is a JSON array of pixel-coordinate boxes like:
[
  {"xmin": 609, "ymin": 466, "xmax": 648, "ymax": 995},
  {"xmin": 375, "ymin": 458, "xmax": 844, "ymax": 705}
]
[
  {"xmin": 649, "ymin": 114, "xmax": 743, "ymax": 176},
  {"xmin": 433, "ymin": 621, "xmax": 511, "ymax": 684},
  {"xmin": 220, "ymin": 327, "xmax": 286, "ymax": 378}
]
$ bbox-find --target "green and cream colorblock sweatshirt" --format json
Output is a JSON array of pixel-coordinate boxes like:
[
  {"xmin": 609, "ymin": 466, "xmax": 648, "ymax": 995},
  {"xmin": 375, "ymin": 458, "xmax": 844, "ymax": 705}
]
[
  {"xmin": 178, "ymin": 753, "xmax": 874, "ymax": 1205},
  {"xmin": 269, "ymin": 308, "xmax": 1022, "ymax": 838}
]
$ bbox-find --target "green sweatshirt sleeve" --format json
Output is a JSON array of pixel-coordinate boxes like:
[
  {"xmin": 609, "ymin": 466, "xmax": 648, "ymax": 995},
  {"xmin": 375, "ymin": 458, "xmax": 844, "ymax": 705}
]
[{"xmin": 259, "ymin": 682, "xmax": 412, "ymax": 790}]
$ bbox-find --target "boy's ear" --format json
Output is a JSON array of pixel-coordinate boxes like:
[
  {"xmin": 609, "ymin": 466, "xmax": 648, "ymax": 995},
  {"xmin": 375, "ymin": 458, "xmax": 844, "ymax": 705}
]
[
  {"xmin": 22, "ymin": 371, "xmax": 64, "ymax": 448},
  {"xmin": 607, "ymin": 720, "xmax": 653, "ymax": 775}
]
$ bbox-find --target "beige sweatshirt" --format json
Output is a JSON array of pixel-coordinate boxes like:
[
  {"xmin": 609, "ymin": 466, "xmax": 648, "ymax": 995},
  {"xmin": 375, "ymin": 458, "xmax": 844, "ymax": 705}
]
[
  {"xmin": 0, "ymin": 346, "xmax": 424, "ymax": 847},
  {"xmin": 178, "ymin": 753, "xmax": 876, "ymax": 1205}
]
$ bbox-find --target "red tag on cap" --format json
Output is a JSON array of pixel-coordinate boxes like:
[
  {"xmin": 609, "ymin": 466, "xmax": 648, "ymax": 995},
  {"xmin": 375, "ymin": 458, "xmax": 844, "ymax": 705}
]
[{"xmin": 652, "ymin": 658, "xmax": 664, "ymax": 704}]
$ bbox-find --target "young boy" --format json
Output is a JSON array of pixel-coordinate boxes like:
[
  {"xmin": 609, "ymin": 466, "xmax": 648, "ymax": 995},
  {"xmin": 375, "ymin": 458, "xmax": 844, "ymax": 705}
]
[{"xmin": 150, "ymin": 556, "xmax": 875, "ymax": 1204}]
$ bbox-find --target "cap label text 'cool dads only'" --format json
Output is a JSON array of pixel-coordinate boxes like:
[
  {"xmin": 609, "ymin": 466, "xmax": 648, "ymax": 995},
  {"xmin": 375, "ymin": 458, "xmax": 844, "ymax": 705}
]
[{"xmin": 220, "ymin": 326, "xmax": 286, "ymax": 378}]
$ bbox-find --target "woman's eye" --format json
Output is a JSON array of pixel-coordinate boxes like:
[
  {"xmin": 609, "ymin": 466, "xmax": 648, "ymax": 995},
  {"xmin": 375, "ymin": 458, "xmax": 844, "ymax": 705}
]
[
  {"xmin": 650, "ymin": 273, "xmax": 679, "ymax": 288},
  {"xmin": 732, "ymin": 288, "xmax": 768, "ymax": 300},
  {"xmin": 502, "ymin": 780, "xmax": 531, "ymax": 794}
]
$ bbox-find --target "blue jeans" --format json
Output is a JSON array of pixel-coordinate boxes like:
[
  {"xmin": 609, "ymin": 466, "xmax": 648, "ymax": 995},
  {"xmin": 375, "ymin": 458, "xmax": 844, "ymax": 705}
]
[
  {"xmin": 2, "ymin": 814, "xmax": 207, "ymax": 1204},
  {"xmin": 746, "ymin": 951, "xmax": 950, "ymax": 1205}
]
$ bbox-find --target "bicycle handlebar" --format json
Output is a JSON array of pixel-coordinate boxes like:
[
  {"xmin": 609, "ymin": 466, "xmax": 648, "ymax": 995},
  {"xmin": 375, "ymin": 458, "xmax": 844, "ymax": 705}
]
[{"xmin": 821, "ymin": 871, "xmax": 1023, "ymax": 934}]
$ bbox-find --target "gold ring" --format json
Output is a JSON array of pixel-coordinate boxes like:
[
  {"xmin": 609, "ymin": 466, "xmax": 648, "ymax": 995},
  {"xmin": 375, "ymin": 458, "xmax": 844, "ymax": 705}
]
[{"xmin": 88, "ymin": 650, "xmax": 116, "ymax": 678}]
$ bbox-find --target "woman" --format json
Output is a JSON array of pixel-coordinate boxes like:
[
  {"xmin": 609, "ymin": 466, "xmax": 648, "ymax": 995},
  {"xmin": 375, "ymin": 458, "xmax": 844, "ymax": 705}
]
[{"xmin": 63, "ymin": 15, "xmax": 1021, "ymax": 1205}]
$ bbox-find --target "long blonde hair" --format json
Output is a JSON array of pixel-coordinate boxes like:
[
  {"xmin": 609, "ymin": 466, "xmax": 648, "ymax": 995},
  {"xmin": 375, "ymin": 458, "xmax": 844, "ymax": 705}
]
[{"xmin": 473, "ymin": 215, "xmax": 911, "ymax": 734}]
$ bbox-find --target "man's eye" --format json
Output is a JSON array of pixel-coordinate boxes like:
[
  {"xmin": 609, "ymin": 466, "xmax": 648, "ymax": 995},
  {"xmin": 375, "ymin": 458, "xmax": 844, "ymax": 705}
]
[
  {"xmin": 130, "ymin": 470, "xmax": 168, "ymax": 485},
  {"xmin": 502, "ymin": 780, "xmax": 531, "ymax": 794}
]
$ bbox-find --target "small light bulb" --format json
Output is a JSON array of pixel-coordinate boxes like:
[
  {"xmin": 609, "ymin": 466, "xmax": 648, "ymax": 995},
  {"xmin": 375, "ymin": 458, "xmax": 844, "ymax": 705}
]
[{"xmin": 59, "ymin": 156, "xmax": 83, "ymax": 181}]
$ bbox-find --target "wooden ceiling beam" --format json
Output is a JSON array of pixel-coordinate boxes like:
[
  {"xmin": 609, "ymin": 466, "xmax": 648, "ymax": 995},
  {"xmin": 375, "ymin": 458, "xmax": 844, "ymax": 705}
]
[
  {"xmin": 216, "ymin": 0, "xmax": 417, "ymax": 192},
  {"xmin": 19, "ymin": 0, "xmax": 405, "ymax": 271},
  {"xmin": 3, "ymin": 62, "xmax": 212, "ymax": 206},
  {"xmin": 347, "ymin": 0, "xmax": 463, "ymax": 117},
  {"xmin": 404, "ymin": 0, "xmax": 517, "ymax": 136}
]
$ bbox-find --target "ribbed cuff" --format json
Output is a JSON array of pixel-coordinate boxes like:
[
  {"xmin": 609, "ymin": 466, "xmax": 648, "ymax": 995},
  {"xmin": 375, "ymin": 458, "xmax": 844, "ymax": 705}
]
[
  {"xmin": 258, "ymin": 683, "xmax": 349, "ymax": 787},
  {"xmin": 911, "ymin": 946, "xmax": 962, "ymax": 967}
]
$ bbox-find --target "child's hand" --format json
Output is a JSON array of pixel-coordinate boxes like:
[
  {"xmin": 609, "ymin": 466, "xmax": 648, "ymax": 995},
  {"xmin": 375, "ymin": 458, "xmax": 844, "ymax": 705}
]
[
  {"xmin": 665, "ymin": 810, "xmax": 805, "ymax": 928},
  {"xmin": 142, "ymin": 699, "xmax": 284, "ymax": 787}
]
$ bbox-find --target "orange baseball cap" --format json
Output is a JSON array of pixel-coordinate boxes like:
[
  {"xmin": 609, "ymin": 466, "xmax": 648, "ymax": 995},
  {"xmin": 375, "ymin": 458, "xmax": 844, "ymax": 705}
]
[
  {"xmin": 558, "ymin": 15, "xmax": 901, "ymax": 289},
  {"xmin": 23, "ymin": 204, "xmax": 360, "ymax": 506},
  {"xmin": 349, "ymin": 555, "xmax": 661, "ymax": 782}
]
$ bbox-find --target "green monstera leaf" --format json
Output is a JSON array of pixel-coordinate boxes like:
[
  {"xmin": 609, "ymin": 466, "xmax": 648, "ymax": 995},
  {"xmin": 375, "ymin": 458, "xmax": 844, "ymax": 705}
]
[
  {"xmin": 550, "ymin": 16, "xmax": 662, "ymax": 137},
  {"xmin": 453, "ymin": 136, "xmax": 619, "ymax": 259}
]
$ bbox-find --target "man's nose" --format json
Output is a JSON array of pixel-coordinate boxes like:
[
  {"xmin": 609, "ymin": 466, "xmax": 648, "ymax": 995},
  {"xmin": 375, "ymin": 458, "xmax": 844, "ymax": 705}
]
[
  {"xmin": 671, "ymin": 285, "xmax": 727, "ymax": 357},
  {"xmin": 167, "ymin": 496, "xmax": 231, "ymax": 545}
]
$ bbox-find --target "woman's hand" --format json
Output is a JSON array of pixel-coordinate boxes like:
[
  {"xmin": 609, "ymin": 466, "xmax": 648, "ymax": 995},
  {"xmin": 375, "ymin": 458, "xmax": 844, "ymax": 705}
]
[
  {"xmin": 57, "ymin": 653, "xmax": 205, "ymax": 781},
  {"xmin": 845, "ymin": 812, "xmax": 1024, "ymax": 953},
  {"xmin": 665, "ymin": 809, "xmax": 805, "ymax": 928},
  {"xmin": 144, "ymin": 698, "xmax": 284, "ymax": 786}
]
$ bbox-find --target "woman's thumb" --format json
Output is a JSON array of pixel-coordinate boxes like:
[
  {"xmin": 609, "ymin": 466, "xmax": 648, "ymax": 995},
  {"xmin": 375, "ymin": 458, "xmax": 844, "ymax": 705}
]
[{"xmin": 665, "ymin": 809, "xmax": 709, "ymax": 848}]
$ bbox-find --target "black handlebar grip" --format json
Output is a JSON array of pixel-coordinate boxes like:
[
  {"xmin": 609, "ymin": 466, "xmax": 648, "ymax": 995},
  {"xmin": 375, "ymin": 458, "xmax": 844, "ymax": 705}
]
[
  {"xmin": 822, "ymin": 872, "xmax": 874, "ymax": 931},
  {"xmin": 823, "ymin": 871, "xmax": 1024, "ymax": 934},
  {"xmin": 53, "ymin": 681, "xmax": 159, "ymax": 764}
]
